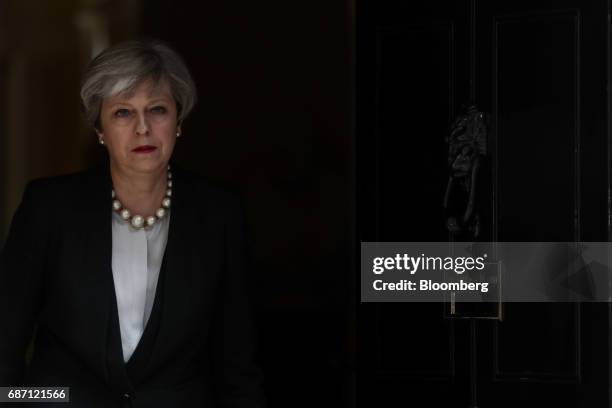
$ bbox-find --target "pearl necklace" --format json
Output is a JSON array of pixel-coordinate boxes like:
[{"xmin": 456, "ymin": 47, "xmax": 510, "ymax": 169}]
[{"xmin": 111, "ymin": 166, "xmax": 173, "ymax": 229}]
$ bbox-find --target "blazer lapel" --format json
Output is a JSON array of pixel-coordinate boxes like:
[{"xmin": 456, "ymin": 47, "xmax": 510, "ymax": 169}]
[
  {"xmin": 72, "ymin": 163, "xmax": 121, "ymax": 387},
  {"xmin": 142, "ymin": 164, "xmax": 194, "ymax": 377},
  {"xmin": 141, "ymin": 164, "xmax": 222, "ymax": 380}
]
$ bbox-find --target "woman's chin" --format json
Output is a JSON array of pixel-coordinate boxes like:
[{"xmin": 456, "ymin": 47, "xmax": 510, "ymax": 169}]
[{"xmin": 116, "ymin": 157, "xmax": 169, "ymax": 174}]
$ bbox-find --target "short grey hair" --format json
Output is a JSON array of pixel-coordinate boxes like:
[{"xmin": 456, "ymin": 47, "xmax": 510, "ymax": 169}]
[{"xmin": 80, "ymin": 40, "xmax": 197, "ymax": 129}]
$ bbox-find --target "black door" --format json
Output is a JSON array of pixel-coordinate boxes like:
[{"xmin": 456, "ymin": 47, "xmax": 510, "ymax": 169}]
[{"xmin": 357, "ymin": 1, "xmax": 611, "ymax": 406}]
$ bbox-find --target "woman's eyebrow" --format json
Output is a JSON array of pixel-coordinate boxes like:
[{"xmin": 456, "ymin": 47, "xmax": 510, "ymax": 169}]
[
  {"xmin": 107, "ymin": 101, "xmax": 132, "ymax": 108},
  {"xmin": 147, "ymin": 98, "xmax": 171, "ymax": 104}
]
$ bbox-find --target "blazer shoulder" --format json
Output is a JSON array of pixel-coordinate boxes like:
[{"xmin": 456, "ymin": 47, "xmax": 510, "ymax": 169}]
[{"xmin": 24, "ymin": 167, "xmax": 101, "ymax": 201}]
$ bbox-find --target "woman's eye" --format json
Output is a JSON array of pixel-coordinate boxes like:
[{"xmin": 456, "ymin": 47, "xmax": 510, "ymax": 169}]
[
  {"xmin": 150, "ymin": 106, "xmax": 167, "ymax": 114},
  {"xmin": 114, "ymin": 108, "xmax": 131, "ymax": 118}
]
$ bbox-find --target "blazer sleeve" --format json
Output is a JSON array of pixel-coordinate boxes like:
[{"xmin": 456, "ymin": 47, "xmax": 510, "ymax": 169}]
[
  {"xmin": 0, "ymin": 181, "xmax": 47, "ymax": 385},
  {"xmin": 211, "ymin": 195, "xmax": 266, "ymax": 408}
]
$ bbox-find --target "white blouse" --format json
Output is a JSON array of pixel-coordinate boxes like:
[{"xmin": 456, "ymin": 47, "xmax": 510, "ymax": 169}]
[{"xmin": 111, "ymin": 210, "xmax": 170, "ymax": 363}]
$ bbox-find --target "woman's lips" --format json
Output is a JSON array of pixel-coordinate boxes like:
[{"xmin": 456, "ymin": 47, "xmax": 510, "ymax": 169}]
[{"xmin": 132, "ymin": 145, "xmax": 157, "ymax": 153}]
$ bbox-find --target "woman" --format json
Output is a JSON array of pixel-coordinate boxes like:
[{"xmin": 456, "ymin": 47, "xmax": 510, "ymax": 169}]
[{"xmin": 0, "ymin": 40, "xmax": 266, "ymax": 407}]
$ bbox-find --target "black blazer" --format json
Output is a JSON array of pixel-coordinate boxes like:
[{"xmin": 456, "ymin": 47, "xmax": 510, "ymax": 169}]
[{"xmin": 0, "ymin": 162, "xmax": 266, "ymax": 407}]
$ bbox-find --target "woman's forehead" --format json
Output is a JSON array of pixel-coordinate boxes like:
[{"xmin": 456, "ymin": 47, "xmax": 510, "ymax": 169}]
[{"xmin": 109, "ymin": 78, "xmax": 173, "ymax": 103}]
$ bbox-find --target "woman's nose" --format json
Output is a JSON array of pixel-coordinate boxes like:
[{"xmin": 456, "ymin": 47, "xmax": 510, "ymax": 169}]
[{"xmin": 135, "ymin": 112, "xmax": 150, "ymax": 135}]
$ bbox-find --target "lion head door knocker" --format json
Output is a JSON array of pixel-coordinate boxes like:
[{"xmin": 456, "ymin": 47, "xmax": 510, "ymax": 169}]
[{"xmin": 443, "ymin": 104, "xmax": 488, "ymax": 239}]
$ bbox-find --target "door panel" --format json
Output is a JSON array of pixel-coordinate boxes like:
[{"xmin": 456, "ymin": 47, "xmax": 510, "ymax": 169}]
[
  {"xmin": 495, "ymin": 12, "xmax": 578, "ymax": 241},
  {"xmin": 358, "ymin": 0, "xmax": 610, "ymax": 406}
]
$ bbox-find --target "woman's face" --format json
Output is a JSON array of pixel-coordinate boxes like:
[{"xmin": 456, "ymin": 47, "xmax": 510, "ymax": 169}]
[{"xmin": 97, "ymin": 78, "xmax": 179, "ymax": 174}]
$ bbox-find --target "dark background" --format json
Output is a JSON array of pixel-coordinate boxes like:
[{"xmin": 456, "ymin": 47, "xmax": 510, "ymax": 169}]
[
  {"xmin": 357, "ymin": 0, "xmax": 612, "ymax": 407},
  {"xmin": 0, "ymin": 1, "xmax": 353, "ymax": 407}
]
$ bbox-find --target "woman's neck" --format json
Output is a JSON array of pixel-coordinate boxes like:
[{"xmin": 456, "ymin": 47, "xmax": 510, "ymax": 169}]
[{"xmin": 110, "ymin": 163, "xmax": 168, "ymax": 217}]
